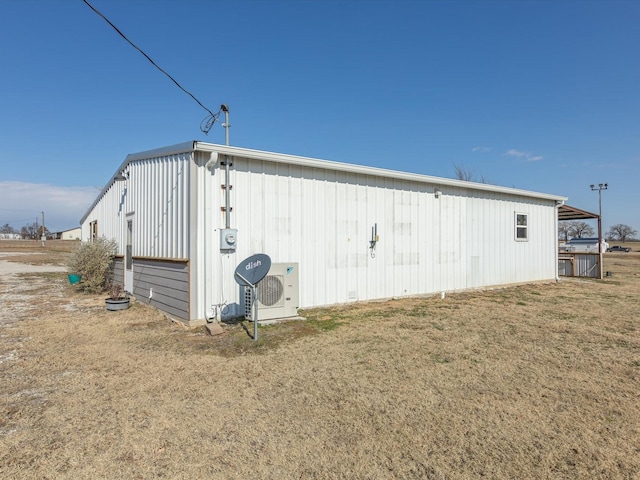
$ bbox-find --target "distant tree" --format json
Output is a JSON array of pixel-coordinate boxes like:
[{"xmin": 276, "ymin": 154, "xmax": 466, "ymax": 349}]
[
  {"xmin": 1, "ymin": 223, "xmax": 15, "ymax": 234},
  {"xmin": 19, "ymin": 222, "xmax": 51, "ymax": 239},
  {"xmin": 20, "ymin": 222, "xmax": 40, "ymax": 239},
  {"xmin": 452, "ymin": 162, "xmax": 490, "ymax": 183},
  {"xmin": 567, "ymin": 221, "xmax": 595, "ymax": 239},
  {"xmin": 453, "ymin": 163, "xmax": 476, "ymax": 182},
  {"xmin": 607, "ymin": 224, "xmax": 637, "ymax": 243},
  {"xmin": 558, "ymin": 222, "xmax": 572, "ymax": 242}
]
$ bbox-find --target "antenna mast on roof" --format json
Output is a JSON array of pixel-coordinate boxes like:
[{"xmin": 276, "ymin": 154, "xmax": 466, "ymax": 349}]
[{"xmin": 221, "ymin": 104, "xmax": 230, "ymax": 146}]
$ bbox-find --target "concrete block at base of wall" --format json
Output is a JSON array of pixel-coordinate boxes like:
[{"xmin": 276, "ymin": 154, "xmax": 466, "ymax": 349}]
[{"xmin": 205, "ymin": 322, "xmax": 225, "ymax": 336}]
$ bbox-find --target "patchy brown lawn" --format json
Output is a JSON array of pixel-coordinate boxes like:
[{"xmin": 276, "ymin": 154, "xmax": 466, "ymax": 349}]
[{"xmin": 1, "ymin": 241, "xmax": 639, "ymax": 479}]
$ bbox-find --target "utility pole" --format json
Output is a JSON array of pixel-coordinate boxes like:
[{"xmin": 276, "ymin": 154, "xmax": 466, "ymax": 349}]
[
  {"xmin": 41, "ymin": 211, "xmax": 46, "ymax": 246},
  {"xmin": 590, "ymin": 183, "xmax": 608, "ymax": 279}
]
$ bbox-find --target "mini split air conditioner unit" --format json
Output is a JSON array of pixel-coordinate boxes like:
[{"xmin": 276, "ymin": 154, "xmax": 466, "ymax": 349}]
[{"xmin": 244, "ymin": 263, "xmax": 299, "ymax": 321}]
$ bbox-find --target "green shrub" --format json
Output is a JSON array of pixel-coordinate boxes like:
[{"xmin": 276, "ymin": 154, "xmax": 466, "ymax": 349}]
[{"xmin": 67, "ymin": 236, "xmax": 118, "ymax": 293}]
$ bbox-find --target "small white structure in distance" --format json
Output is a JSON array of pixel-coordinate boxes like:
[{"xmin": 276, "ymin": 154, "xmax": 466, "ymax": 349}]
[
  {"xmin": 560, "ymin": 237, "xmax": 609, "ymax": 253},
  {"xmin": 58, "ymin": 227, "xmax": 81, "ymax": 241}
]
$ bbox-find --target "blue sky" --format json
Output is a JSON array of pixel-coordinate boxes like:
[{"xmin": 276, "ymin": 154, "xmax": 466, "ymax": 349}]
[{"xmin": 0, "ymin": 0, "xmax": 638, "ymax": 234}]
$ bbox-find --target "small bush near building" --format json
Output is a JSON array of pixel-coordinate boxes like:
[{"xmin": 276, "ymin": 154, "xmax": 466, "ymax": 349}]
[{"xmin": 67, "ymin": 236, "xmax": 118, "ymax": 293}]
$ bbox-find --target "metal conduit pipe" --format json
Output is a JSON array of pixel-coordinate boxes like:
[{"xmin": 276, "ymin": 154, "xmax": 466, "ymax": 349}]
[
  {"xmin": 221, "ymin": 105, "xmax": 231, "ymax": 229},
  {"xmin": 224, "ymin": 156, "xmax": 230, "ymax": 228}
]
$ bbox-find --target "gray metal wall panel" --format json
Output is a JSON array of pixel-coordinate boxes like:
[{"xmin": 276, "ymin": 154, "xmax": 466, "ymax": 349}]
[
  {"xmin": 132, "ymin": 258, "xmax": 189, "ymax": 320},
  {"xmin": 112, "ymin": 256, "xmax": 125, "ymax": 285}
]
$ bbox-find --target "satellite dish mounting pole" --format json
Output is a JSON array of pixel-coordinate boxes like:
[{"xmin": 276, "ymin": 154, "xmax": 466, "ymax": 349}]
[
  {"xmin": 252, "ymin": 286, "xmax": 259, "ymax": 341},
  {"xmin": 233, "ymin": 254, "xmax": 272, "ymax": 342}
]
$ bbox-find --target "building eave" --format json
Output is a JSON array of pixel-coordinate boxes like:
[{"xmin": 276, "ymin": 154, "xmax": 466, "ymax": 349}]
[
  {"xmin": 195, "ymin": 142, "xmax": 568, "ymax": 202},
  {"xmin": 80, "ymin": 140, "xmax": 568, "ymax": 226}
]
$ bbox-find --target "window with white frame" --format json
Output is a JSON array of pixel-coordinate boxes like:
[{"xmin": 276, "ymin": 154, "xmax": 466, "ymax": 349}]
[{"xmin": 515, "ymin": 213, "xmax": 528, "ymax": 241}]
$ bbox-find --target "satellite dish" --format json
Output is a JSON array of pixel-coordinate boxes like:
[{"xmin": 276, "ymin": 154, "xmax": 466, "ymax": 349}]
[
  {"xmin": 234, "ymin": 254, "xmax": 271, "ymax": 287},
  {"xmin": 234, "ymin": 253, "xmax": 272, "ymax": 342}
]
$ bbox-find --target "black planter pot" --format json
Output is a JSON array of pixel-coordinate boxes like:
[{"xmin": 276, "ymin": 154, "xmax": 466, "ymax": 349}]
[{"xmin": 105, "ymin": 297, "xmax": 130, "ymax": 311}]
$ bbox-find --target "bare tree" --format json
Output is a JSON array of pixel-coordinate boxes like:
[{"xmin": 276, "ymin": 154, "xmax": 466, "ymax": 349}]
[
  {"xmin": 1, "ymin": 223, "xmax": 16, "ymax": 234},
  {"xmin": 453, "ymin": 163, "xmax": 476, "ymax": 182},
  {"xmin": 452, "ymin": 162, "xmax": 492, "ymax": 184},
  {"xmin": 20, "ymin": 222, "xmax": 41, "ymax": 239},
  {"xmin": 567, "ymin": 221, "xmax": 595, "ymax": 239},
  {"xmin": 558, "ymin": 222, "xmax": 572, "ymax": 242},
  {"xmin": 607, "ymin": 224, "xmax": 637, "ymax": 242}
]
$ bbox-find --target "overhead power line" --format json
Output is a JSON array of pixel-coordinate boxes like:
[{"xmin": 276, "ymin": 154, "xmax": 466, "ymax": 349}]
[
  {"xmin": 82, "ymin": 0, "xmax": 222, "ymax": 134},
  {"xmin": 0, "ymin": 208, "xmax": 43, "ymax": 214}
]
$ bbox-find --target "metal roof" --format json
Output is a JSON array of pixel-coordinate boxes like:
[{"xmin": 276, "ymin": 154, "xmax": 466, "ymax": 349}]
[
  {"xmin": 565, "ymin": 237, "xmax": 600, "ymax": 244},
  {"xmin": 81, "ymin": 140, "xmax": 568, "ymax": 224},
  {"xmin": 558, "ymin": 204, "xmax": 599, "ymax": 221},
  {"xmin": 195, "ymin": 142, "xmax": 567, "ymax": 202}
]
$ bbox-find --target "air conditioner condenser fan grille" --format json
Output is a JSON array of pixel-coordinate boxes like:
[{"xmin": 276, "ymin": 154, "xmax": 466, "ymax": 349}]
[
  {"xmin": 258, "ymin": 275, "xmax": 284, "ymax": 307},
  {"xmin": 244, "ymin": 275, "xmax": 286, "ymax": 320},
  {"xmin": 243, "ymin": 264, "xmax": 298, "ymax": 321}
]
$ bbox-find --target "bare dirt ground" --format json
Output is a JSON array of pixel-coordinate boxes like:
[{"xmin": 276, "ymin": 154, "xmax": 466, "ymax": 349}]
[{"xmin": 1, "ymin": 240, "xmax": 639, "ymax": 479}]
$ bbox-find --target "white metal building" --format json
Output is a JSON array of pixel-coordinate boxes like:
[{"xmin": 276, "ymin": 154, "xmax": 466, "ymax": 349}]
[
  {"xmin": 56, "ymin": 227, "xmax": 82, "ymax": 241},
  {"xmin": 80, "ymin": 141, "xmax": 567, "ymax": 326},
  {"xmin": 560, "ymin": 237, "xmax": 608, "ymax": 253}
]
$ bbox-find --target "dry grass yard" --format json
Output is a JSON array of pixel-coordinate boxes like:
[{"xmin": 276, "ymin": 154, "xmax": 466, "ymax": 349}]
[{"xmin": 1, "ymin": 240, "xmax": 639, "ymax": 479}]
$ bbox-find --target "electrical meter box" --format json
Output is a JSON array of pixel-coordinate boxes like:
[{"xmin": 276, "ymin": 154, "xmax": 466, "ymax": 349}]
[{"xmin": 220, "ymin": 228, "xmax": 237, "ymax": 251}]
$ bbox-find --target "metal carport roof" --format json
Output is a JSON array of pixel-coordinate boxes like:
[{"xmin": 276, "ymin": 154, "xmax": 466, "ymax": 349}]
[{"xmin": 558, "ymin": 204, "xmax": 599, "ymax": 221}]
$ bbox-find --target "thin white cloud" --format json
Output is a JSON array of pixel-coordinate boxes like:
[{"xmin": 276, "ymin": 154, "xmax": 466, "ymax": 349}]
[
  {"xmin": 505, "ymin": 149, "xmax": 526, "ymax": 158},
  {"xmin": 0, "ymin": 181, "xmax": 98, "ymax": 231},
  {"xmin": 505, "ymin": 149, "xmax": 544, "ymax": 162},
  {"xmin": 472, "ymin": 146, "xmax": 491, "ymax": 153}
]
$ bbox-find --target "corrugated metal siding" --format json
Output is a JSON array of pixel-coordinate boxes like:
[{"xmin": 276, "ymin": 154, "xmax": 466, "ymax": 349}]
[
  {"xmin": 80, "ymin": 150, "xmax": 193, "ymax": 320},
  {"xmin": 212, "ymin": 157, "xmax": 558, "ymax": 311},
  {"xmin": 80, "ymin": 179, "xmax": 128, "ymax": 245},
  {"xmin": 81, "ymin": 152, "xmax": 191, "ymax": 259},
  {"xmin": 132, "ymin": 154, "xmax": 190, "ymax": 258},
  {"xmin": 558, "ymin": 253, "xmax": 599, "ymax": 278},
  {"xmin": 82, "ymin": 144, "xmax": 560, "ymax": 323}
]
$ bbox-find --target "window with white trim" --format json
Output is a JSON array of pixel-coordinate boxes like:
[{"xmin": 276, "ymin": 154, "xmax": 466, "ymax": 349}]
[{"xmin": 515, "ymin": 213, "xmax": 528, "ymax": 241}]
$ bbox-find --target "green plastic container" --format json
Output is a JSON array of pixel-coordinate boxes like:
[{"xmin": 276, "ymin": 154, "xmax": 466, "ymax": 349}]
[{"xmin": 68, "ymin": 274, "xmax": 81, "ymax": 285}]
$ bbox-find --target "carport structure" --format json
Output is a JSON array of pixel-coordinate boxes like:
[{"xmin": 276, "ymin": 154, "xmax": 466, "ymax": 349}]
[{"xmin": 558, "ymin": 204, "xmax": 603, "ymax": 279}]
